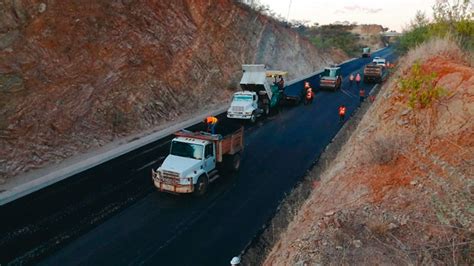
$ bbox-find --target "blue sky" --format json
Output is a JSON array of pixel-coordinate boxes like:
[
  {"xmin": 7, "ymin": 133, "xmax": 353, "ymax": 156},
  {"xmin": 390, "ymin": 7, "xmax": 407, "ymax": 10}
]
[{"xmin": 259, "ymin": 0, "xmax": 438, "ymax": 31}]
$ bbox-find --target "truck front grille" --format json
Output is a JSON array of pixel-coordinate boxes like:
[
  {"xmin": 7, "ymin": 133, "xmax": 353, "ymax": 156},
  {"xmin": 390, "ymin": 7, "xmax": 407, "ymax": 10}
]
[
  {"xmin": 232, "ymin": 106, "xmax": 244, "ymax": 112},
  {"xmin": 161, "ymin": 170, "xmax": 179, "ymax": 184}
]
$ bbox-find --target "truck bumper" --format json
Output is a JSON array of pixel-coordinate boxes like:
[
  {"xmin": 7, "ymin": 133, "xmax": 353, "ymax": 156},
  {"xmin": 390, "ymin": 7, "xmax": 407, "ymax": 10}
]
[
  {"xmin": 319, "ymin": 84, "xmax": 337, "ymax": 90},
  {"xmin": 152, "ymin": 170, "xmax": 193, "ymax": 193},
  {"xmin": 363, "ymin": 76, "xmax": 381, "ymax": 83},
  {"xmin": 153, "ymin": 180, "xmax": 194, "ymax": 193},
  {"xmin": 227, "ymin": 113, "xmax": 252, "ymax": 119}
]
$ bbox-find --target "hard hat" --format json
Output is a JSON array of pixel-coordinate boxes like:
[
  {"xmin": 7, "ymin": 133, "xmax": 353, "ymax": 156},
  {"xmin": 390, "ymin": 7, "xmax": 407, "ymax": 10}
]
[{"xmin": 230, "ymin": 256, "xmax": 241, "ymax": 265}]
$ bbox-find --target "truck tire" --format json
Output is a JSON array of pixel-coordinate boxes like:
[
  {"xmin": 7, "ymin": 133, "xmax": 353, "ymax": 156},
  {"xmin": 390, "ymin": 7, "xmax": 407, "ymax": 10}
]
[
  {"xmin": 264, "ymin": 105, "xmax": 270, "ymax": 116},
  {"xmin": 250, "ymin": 113, "xmax": 256, "ymax": 123},
  {"xmin": 229, "ymin": 153, "xmax": 241, "ymax": 172},
  {"xmin": 193, "ymin": 175, "xmax": 208, "ymax": 196}
]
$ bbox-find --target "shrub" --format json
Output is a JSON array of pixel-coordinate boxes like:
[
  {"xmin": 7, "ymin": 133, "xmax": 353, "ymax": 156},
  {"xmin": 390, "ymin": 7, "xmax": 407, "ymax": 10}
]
[
  {"xmin": 397, "ymin": 0, "xmax": 474, "ymax": 53},
  {"xmin": 398, "ymin": 61, "xmax": 447, "ymax": 109}
]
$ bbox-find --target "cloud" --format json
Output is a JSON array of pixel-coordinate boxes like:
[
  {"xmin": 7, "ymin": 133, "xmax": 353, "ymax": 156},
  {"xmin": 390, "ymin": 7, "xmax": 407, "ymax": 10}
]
[{"xmin": 335, "ymin": 5, "xmax": 383, "ymax": 14}]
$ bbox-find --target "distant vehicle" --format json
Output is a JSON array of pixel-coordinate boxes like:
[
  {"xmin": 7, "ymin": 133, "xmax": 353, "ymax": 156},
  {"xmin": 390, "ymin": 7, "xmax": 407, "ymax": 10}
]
[
  {"xmin": 363, "ymin": 58, "xmax": 388, "ymax": 83},
  {"xmin": 152, "ymin": 126, "xmax": 244, "ymax": 196},
  {"xmin": 227, "ymin": 65, "xmax": 286, "ymax": 123},
  {"xmin": 319, "ymin": 66, "xmax": 343, "ymax": 91},
  {"xmin": 372, "ymin": 57, "xmax": 387, "ymax": 67},
  {"xmin": 362, "ymin": 47, "xmax": 371, "ymax": 58}
]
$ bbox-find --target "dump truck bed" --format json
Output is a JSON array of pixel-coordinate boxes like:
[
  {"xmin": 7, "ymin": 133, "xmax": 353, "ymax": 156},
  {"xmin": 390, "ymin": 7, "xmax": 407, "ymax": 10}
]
[
  {"xmin": 175, "ymin": 123, "xmax": 244, "ymax": 162},
  {"xmin": 363, "ymin": 64, "xmax": 386, "ymax": 82}
]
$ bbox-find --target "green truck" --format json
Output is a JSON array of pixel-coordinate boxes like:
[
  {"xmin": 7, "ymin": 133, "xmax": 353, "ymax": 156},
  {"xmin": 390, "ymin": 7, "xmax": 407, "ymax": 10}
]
[
  {"xmin": 362, "ymin": 47, "xmax": 371, "ymax": 58},
  {"xmin": 227, "ymin": 65, "xmax": 287, "ymax": 122}
]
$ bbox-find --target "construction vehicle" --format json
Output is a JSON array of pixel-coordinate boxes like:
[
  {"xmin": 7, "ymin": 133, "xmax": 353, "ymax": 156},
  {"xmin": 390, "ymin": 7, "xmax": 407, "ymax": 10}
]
[
  {"xmin": 362, "ymin": 47, "xmax": 371, "ymax": 58},
  {"xmin": 363, "ymin": 57, "xmax": 388, "ymax": 83},
  {"xmin": 319, "ymin": 66, "xmax": 343, "ymax": 91},
  {"xmin": 152, "ymin": 125, "xmax": 244, "ymax": 196},
  {"xmin": 372, "ymin": 57, "xmax": 386, "ymax": 67},
  {"xmin": 227, "ymin": 65, "xmax": 287, "ymax": 123}
]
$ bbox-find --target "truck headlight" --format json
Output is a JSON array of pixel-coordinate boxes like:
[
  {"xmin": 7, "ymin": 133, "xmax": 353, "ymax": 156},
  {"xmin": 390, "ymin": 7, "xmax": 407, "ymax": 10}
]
[{"xmin": 152, "ymin": 169, "xmax": 161, "ymax": 180}]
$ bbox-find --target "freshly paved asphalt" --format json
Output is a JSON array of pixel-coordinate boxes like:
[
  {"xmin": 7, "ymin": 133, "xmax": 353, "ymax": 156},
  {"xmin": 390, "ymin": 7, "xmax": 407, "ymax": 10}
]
[{"xmin": 0, "ymin": 48, "xmax": 396, "ymax": 265}]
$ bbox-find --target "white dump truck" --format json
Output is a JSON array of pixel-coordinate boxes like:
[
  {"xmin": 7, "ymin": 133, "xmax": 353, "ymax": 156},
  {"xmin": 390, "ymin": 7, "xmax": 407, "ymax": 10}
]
[
  {"xmin": 152, "ymin": 125, "xmax": 244, "ymax": 196},
  {"xmin": 363, "ymin": 57, "xmax": 388, "ymax": 83},
  {"xmin": 227, "ymin": 65, "xmax": 286, "ymax": 123}
]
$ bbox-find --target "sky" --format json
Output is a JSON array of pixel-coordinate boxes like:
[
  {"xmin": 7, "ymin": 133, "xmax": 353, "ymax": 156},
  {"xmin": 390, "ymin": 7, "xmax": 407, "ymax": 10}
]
[{"xmin": 258, "ymin": 0, "xmax": 439, "ymax": 31}]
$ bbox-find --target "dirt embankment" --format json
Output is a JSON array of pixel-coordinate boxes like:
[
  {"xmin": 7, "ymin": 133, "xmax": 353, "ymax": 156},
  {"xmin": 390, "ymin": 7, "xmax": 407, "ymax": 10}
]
[
  {"xmin": 0, "ymin": 0, "xmax": 345, "ymax": 181},
  {"xmin": 262, "ymin": 39, "xmax": 473, "ymax": 265},
  {"xmin": 350, "ymin": 24, "xmax": 385, "ymax": 50}
]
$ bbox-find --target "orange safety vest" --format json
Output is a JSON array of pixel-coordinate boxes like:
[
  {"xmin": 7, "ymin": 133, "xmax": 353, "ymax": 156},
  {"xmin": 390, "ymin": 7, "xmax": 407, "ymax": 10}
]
[
  {"xmin": 206, "ymin": 116, "xmax": 218, "ymax": 124},
  {"xmin": 339, "ymin": 106, "xmax": 346, "ymax": 116}
]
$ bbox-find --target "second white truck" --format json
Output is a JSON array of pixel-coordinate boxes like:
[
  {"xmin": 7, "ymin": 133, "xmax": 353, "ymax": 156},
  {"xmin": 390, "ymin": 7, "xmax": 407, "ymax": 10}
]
[{"xmin": 227, "ymin": 64, "xmax": 287, "ymax": 123}]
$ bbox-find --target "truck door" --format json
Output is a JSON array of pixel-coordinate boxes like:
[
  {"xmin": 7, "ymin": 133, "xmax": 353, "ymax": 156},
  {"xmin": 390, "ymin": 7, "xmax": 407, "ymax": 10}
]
[{"xmin": 203, "ymin": 143, "xmax": 216, "ymax": 173}]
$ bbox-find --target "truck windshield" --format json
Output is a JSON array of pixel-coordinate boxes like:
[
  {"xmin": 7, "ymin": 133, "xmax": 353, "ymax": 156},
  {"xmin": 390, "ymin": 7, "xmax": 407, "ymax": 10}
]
[
  {"xmin": 170, "ymin": 141, "xmax": 204, "ymax": 160},
  {"xmin": 323, "ymin": 69, "xmax": 338, "ymax": 78},
  {"xmin": 233, "ymin": 95, "xmax": 253, "ymax": 102}
]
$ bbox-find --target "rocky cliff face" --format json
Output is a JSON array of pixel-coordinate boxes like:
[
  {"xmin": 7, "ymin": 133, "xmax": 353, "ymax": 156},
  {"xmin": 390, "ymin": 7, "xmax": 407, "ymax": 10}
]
[{"xmin": 0, "ymin": 0, "xmax": 341, "ymax": 180}]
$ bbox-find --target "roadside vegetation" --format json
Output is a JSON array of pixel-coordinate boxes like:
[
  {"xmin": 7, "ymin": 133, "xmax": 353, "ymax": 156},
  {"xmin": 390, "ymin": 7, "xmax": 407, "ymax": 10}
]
[
  {"xmin": 396, "ymin": 0, "xmax": 472, "ymax": 110},
  {"xmin": 398, "ymin": 61, "xmax": 447, "ymax": 109},
  {"xmin": 300, "ymin": 25, "xmax": 364, "ymax": 57},
  {"xmin": 397, "ymin": 0, "xmax": 474, "ymax": 53},
  {"xmin": 237, "ymin": 0, "xmax": 384, "ymax": 57}
]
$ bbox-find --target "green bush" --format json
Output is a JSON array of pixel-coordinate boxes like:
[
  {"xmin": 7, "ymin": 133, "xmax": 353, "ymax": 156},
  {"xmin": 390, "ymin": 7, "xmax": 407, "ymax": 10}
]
[
  {"xmin": 397, "ymin": 1, "xmax": 474, "ymax": 53},
  {"xmin": 306, "ymin": 25, "xmax": 363, "ymax": 56},
  {"xmin": 398, "ymin": 61, "xmax": 447, "ymax": 109}
]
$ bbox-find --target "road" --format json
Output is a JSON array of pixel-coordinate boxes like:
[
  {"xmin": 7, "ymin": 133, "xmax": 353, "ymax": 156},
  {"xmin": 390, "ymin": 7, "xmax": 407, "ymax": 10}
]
[{"xmin": 0, "ymin": 48, "xmax": 396, "ymax": 265}]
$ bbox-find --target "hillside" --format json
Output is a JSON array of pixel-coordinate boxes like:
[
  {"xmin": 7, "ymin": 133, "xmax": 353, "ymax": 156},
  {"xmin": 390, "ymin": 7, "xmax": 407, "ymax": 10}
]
[
  {"xmin": 301, "ymin": 24, "xmax": 385, "ymax": 57},
  {"xmin": 0, "ymin": 0, "xmax": 344, "ymax": 181},
  {"xmin": 263, "ymin": 39, "xmax": 473, "ymax": 264}
]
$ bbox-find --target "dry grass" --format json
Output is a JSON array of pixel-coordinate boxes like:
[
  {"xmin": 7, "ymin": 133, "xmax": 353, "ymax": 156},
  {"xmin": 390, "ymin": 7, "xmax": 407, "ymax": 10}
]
[
  {"xmin": 399, "ymin": 38, "xmax": 468, "ymax": 74},
  {"xmin": 366, "ymin": 136, "xmax": 405, "ymax": 165}
]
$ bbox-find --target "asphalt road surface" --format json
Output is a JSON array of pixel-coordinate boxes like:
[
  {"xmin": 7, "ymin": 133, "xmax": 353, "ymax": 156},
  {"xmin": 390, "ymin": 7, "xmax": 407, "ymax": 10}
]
[{"xmin": 0, "ymin": 48, "xmax": 396, "ymax": 265}]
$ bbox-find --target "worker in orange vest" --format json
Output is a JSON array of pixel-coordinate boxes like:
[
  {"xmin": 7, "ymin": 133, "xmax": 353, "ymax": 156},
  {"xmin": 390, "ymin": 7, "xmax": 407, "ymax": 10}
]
[
  {"xmin": 349, "ymin": 74, "xmax": 354, "ymax": 86},
  {"xmin": 304, "ymin": 87, "xmax": 314, "ymax": 105},
  {"xmin": 304, "ymin": 81, "xmax": 310, "ymax": 89},
  {"xmin": 278, "ymin": 75, "xmax": 285, "ymax": 92},
  {"xmin": 204, "ymin": 116, "xmax": 218, "ymax": 134},
  {"xmin": 338, "ymin": 105, "xmax": 346, "ymax": 122},
  {"xmin": 355, "ymin": 73, "xmax": 361, "ymax": 88},
  {"xmin": 359, "ymin": 88, "xmax": 365, "ymax": 103}
]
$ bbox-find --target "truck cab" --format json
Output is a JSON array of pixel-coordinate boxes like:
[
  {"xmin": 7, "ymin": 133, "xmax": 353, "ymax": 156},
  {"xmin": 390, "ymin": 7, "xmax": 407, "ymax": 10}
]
[
  {"xmin": 362, "ymin": 47, "xmax": 371, "ymax": 58},
  {"xmin": 227, "ymin": 65, "xmax": 286, "ymax": 123},
  {"xmin": 227, "ymin": 91, "xmax": 259, "ymax": 123},
  {"xmin": 319, "ymin": 66, "xmax": 343, "ymax": 91},
  {"xmin": 152, "ymin": 127, "xmax": 243, "ymax": 195},
  {"xmin": 372, "ymin": 57, "xmax": 387, "ymax": 67}
]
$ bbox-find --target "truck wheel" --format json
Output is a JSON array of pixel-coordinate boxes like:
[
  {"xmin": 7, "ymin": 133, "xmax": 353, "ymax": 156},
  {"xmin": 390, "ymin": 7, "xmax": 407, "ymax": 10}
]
[
  {"xmin": 193, "ymin": 175, "xmax": 208, "ymax": 196},
  {"xmin": 250, "ymin": 113, "xmax": 256, "ymax": 123},
  {"xmin": 264, "ymin": 105, "xmax": 270, "ymax": 116},
  {"xmin": 229, "ymin": 153, "xmax": 241, "ymax": 172}
]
